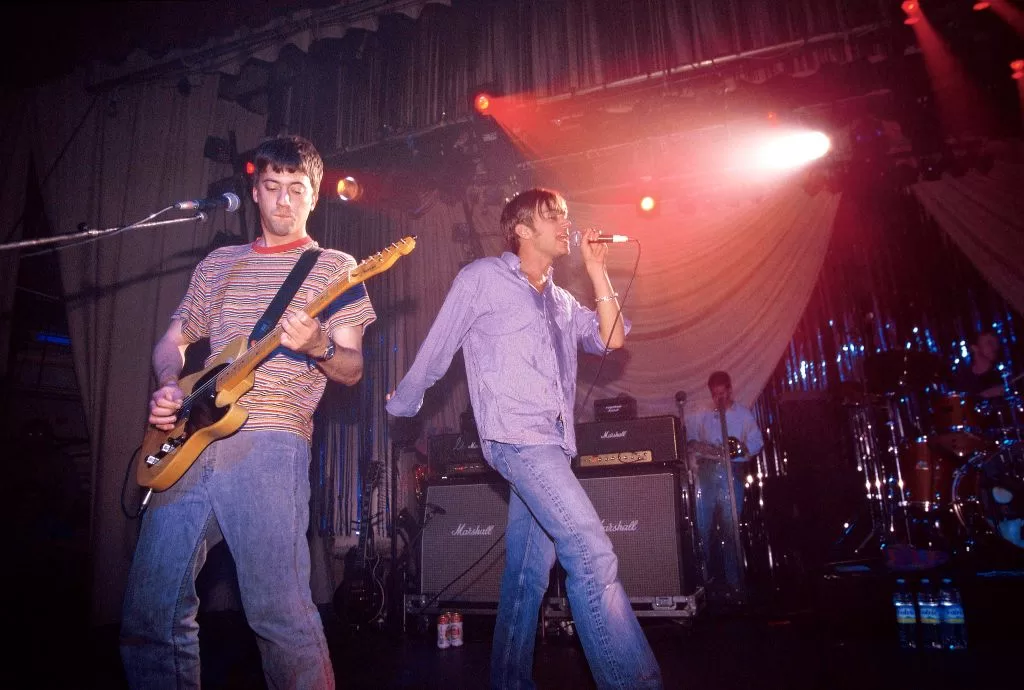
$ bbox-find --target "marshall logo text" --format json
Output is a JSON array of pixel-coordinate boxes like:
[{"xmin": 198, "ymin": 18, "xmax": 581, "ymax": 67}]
[
  {"xmin": 451, "ymin": 523, "xmax": 496, "ymax": 537},
  {"xmin": 600, "ymin": 430, "xmax": 628, "ymax": 440},
  {"xmin": 601, "ymin": 518, "xmax": 640, "ymax": 533}
]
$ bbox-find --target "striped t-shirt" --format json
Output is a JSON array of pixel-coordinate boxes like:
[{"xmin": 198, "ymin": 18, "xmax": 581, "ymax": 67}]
[{"xmin": 173, "ymin": 236, "xmax": 377, "ymax": 440}]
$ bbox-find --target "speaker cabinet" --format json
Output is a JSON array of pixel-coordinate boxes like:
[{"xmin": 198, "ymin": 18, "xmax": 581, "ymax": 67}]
[
  {"xmin": 578, "ymin": 468, "xmax": 687, "ymax": 597},
  {"xmin": 420, "ymin": 481, "xmax": 509, "ymax": 603},
  {"xmin": 420, "ymin": 467, "xmax": 690, "ymax": 603}
]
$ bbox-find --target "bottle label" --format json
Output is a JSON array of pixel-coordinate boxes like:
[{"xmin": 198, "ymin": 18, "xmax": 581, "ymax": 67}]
[
  {"xmin": 920, "ymin": 604, "xmax": 940, "ymax": 625},
  {"xmin": 942, "ymin": 604, "xmax": 965, "ymax": 625},
  {"xmin": 896, "ymin": 603, "xmax": 916, "ymax": 625}
]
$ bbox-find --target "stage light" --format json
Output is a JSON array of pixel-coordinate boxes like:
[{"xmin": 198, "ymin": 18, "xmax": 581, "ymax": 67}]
[
  {"xmin": 755, "ymin": 131, "xmax": 832, "ymax": 171},
  {"xmin": 636, "ymin": 194, "xmax": 660, "ymax": 217},
  {"xmin": 473, "ymin": 92, "xmax": 492, "ymax": 116},
  {"xmin": 336, "ymin": 176, "xmax": 362, "ymax": 202},
  {"xmin": 973, "ymin": 1, "xmax": 991, "ymax": 10},
  {"xmin": 1012, "ymin": 59, "xmax": 1024, "ymax": 80},
  {"xmin": 244, "ymin": 160, "xmax": 256, "ymax": 176},
  {"xmin": 902, "ymin": 0, "xmax": 922, "ymax": 25}
]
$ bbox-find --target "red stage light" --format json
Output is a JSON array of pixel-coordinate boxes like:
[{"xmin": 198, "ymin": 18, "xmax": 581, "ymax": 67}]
[
  {"xmin": 902, "ymin": 0, "xmax": 921, "ymax": 24},
  {"xmin": 1013, "ymin": 71, "xmax": 1024, "ymax": 81},
  {"xmin": 336, "ymin": 176, "xmax": 362, "ymax": 202},
  {"xmin": 638, "ymin": 195, "xmax": 657, "ymax": 213},
  {"xmin": 244, "ymin": 160, "xmax": 256, "ymax": 176},
  {"xmin": 973, "ymin": 1, "xmax": 991, "ymax": 10},
  {"xmin": 766, "ymin": 111, "xmax": 779, "ymax": 126},
  {"xmin": 473, "ymin": 93, "xmax": 492, "ymax": 116},
  {"xmin": 1012, "ymin": 60, "xmax": 1024, "ymax": 72}
]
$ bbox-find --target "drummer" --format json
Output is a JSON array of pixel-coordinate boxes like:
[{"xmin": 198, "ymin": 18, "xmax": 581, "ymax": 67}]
[{"xmin": 952, "ymin": 330, "xmax": 1009, "ymax": 399}]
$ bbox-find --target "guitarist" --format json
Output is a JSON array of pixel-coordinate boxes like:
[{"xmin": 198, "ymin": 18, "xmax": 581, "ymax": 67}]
[
  {"xmin": 120, "ymin": 135, "xmax": 376, "ymax": 690},
  {"xmin": 685, "ymin": 370, "xmax": 764, "ymax": 603}
]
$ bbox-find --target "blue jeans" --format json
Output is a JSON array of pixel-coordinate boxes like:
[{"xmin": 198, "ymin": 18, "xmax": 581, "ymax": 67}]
[
  {"xmin": 483, "ymin": 439, "xmax": 663, "ymax": 690},
  {"xmin": 120, "ymin": 430, "xmax": 333, "ymax": 690},
  {"xmin": 694, "ymin": 460, "xmax": 746, "ymax": 593}
]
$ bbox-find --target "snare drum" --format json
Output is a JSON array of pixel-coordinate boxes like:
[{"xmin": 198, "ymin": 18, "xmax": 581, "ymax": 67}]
[{"xmin": 928, "ymin": 392, "xmax": 992, "ymax": 457}]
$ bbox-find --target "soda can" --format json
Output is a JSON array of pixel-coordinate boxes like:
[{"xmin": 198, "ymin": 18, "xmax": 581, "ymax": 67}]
[
  {"xmin": 449, "ymin": 611, "xmax": 464, "ymax": 647},
  {"xmin": 436, "ymin": 613, "xmax": 450, "ymax": 649}
]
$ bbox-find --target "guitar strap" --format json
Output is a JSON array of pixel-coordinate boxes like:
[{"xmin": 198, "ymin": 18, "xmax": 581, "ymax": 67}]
[{"xmin": 249, "ymin": 247, "xmax": 323, "ymax": 345}]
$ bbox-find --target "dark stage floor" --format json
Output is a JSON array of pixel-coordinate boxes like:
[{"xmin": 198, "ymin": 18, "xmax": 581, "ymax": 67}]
[{"xmin": 63, "ymin": 567, "xmax": 1021, "ymax": 690}]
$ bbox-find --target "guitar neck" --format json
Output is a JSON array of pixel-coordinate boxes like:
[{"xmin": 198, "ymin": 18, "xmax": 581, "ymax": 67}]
[
  {"xmin": 217, "ymin": 271, "xmax": 352, "ymax": 391},
  {"xmin": 213, "ymin": 237, "xmax": 416, "ymax": 392}
]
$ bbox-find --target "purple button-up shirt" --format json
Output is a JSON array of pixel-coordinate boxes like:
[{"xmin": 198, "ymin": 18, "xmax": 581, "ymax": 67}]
[{"xmin": 386, "ymin": 252, "xmax": 628, "ymax": 456}]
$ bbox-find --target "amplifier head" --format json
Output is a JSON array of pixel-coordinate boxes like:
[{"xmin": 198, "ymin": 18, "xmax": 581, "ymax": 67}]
[{"xmin": 575, "ymin": 415, "xmax": 680, "ymax": 464}]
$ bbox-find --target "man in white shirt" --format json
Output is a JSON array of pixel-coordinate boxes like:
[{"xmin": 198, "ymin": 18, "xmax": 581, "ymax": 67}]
[{"xmin": 685, "ymin": 371, "xmax": 764, "ymax": 600}]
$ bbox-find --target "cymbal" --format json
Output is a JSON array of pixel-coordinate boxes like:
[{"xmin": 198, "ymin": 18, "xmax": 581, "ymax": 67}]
[{"xmin": 864, "ymin": 349, "xmax": 947, "ymax": 395}]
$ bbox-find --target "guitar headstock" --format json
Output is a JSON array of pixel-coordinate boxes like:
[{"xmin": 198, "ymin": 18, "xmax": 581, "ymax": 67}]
[{"xmin": 350, "ymin": 236, "xmax": 417, "ymax": 283}]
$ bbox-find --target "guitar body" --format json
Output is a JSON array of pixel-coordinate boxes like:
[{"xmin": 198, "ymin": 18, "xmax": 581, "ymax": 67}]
[{"xmin": 135, "ymin": 336, "xmax": 254, "ymax": 491}]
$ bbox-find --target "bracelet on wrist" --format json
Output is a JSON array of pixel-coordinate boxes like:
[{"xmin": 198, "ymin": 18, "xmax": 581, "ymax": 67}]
[{"xmin": 595, "ymin": 293, "xmax": 619, "ymax": 304}]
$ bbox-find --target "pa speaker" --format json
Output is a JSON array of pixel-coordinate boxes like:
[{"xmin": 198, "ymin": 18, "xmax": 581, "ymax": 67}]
[{"xmin": 420, "ymin": 481, "xmax": 509, "ymax": 603}]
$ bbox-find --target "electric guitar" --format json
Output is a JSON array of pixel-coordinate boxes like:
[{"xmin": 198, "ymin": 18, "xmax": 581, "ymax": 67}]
[
  {"xmin": 134, "ymin": 236, "xmax": 417, "ymax": 491},
  {"xmin": 333, "ymin": 460, "xmax": 386, "ymax": 628}
]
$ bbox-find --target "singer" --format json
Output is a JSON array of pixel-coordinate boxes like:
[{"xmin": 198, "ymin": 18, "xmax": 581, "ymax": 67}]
[
  {"xmin": 386, "ymin": 188, "xmax": 662, "ymax": 689},
  {"xmin": 119, "ymin": 134, "xmax": 376, "ymax": 690}
]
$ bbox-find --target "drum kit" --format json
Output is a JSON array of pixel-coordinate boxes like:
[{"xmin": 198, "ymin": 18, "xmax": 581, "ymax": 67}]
[{"xmin": 844, "ymin": 350, "xmax": 1024, "ymax": 560}]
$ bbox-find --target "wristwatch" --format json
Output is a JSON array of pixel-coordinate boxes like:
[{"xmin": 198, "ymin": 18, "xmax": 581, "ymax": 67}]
[{"xmin": 314, "ymin": 339, "xmax": 336, "ymax": 362}]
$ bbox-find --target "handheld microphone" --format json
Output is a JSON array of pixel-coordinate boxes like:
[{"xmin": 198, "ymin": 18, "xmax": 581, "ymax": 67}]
[
  {"xmin": 570, "ymin": 229, "xmax": 631, "ymax": 246},
  {"xmin": 174, "ymin": 192, "xmax": 241, "ymax": 212}
]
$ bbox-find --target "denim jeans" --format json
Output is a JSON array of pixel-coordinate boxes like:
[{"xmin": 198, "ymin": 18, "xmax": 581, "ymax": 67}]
[
  {"xmin": 694, "ymin": 459, "xmax": 746, "ymax": 593},
  {"xmin": 120, "ymin": 430, "xmax": 333, "ymax": 690},
  {"xmin": 482, "ymin": 439, "xmax": 663, "ymax": 690}
]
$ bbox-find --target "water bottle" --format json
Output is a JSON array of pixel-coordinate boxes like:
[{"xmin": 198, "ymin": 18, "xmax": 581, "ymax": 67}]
[
  {"xmin": 892, "ymin": 578, "xmax": 917, "ymax": 649},
  {"xmin": 938, "ymin": 578, "xmax": 968, "ymax": 650},
  {"xmin": 916, "ymin": 578, "xmax": 941, "ymax": 650}
]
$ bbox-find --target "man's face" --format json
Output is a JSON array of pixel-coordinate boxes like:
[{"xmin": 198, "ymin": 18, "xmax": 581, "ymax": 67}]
[
  {"xmin": 252, "ymin": 167, "xmax": 317, "ymax": 244},
  {"xmin": 974, "ymin": 333, "xmax": 1000, "ymax": 363},
  {"xmin": 710, "ymin": 384, "xmax": 732, "ymax": 409},
  {"xmin": 521, "ymin": 201, "xmax": 572, "ymax": 258}
]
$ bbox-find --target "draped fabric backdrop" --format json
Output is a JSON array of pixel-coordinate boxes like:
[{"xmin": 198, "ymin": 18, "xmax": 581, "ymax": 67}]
[{"xmin": 0, "ymin": 0, "xmax": 1018, "ymax": 626}]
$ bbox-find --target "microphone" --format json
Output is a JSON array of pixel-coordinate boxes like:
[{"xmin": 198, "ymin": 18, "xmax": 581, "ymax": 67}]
[
  {"xmin": 174, "ymin": 192, "xmax": 241, "ymax": 212},
  {"xmin": 570, "ymin": 229, "xmax": 631, "ymax": 247},
  {"xmin": 674, "ymin": 391, "xmax": 687, "ymax": 405}
]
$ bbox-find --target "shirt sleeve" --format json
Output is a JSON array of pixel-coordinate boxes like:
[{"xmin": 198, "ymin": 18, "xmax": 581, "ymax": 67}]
[
  {"xmin": 742, "ymin": 408, "xmax": 764, "ymax": 457},
  {"xmin": 574, "ymin": 298, "xmax": 632, "ymax": 355},
  {"xmin": 385, "ymin": 265, "xmax": 482, "ymax": 417},
  {"xmin": 171, "ymin": 258, "xmax": 212, "ymax": 344}
]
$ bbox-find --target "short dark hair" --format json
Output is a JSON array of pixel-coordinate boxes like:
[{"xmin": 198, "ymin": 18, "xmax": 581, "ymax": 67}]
[
  {"xmin": 707, "ymin": 371, "xmax": 731, "ymax": 389},
  {"xmin": 252, "ymin": 134, "xmax": 324, "ymax": 198},
  {"xmin": 500, "ymin": 188, "xmax": 567, "ymax": 253}
]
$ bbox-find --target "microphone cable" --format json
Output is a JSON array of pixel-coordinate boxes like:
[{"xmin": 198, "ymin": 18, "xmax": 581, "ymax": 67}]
[{"xmin": 576, "ymin": 239, "xmax": 641, "ymax": 420}]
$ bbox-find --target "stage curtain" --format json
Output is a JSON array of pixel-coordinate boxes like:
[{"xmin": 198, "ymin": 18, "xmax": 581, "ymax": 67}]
[
  {"xmin": 29, "ymin": 70, "xmax": 265, "ymax": 625},
  {"xmin": 567, "ymin": 180, "xmax": 842, "ymax": 414},
  {"xmin": 912, "ymin": 159, "xmax": 1024, "ymax": 316}
]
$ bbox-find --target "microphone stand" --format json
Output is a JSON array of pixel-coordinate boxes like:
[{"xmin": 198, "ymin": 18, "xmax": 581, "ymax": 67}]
[
  {"xmin": 718, "ymin": 405, "xmax": 747, "ymax": 597},
  {"xmin": 0, "ymin": 207, "xmax": 207, "ymax": 252}
]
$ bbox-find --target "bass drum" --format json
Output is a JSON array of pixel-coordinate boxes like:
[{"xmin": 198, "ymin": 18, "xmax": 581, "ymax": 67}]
[{"xmin": 952, "ymin": 444, "xmax": 1024, "ymax": 551}]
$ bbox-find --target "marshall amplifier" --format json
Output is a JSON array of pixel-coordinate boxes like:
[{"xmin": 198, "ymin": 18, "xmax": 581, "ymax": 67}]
[
  {"xmin": 578, "ymin": 467, "xmax": 688, "ymax": 597},
  {"xmin": 575, "ymin": 415, "xmax": 680, "ymax": 469},
  {"xmin": 419, "ymin": 469, "xmax": 692, "ymax": 604},
  {"xmin": 420, "ymin": 481, "xmax": 509, "ymax": 603}
]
